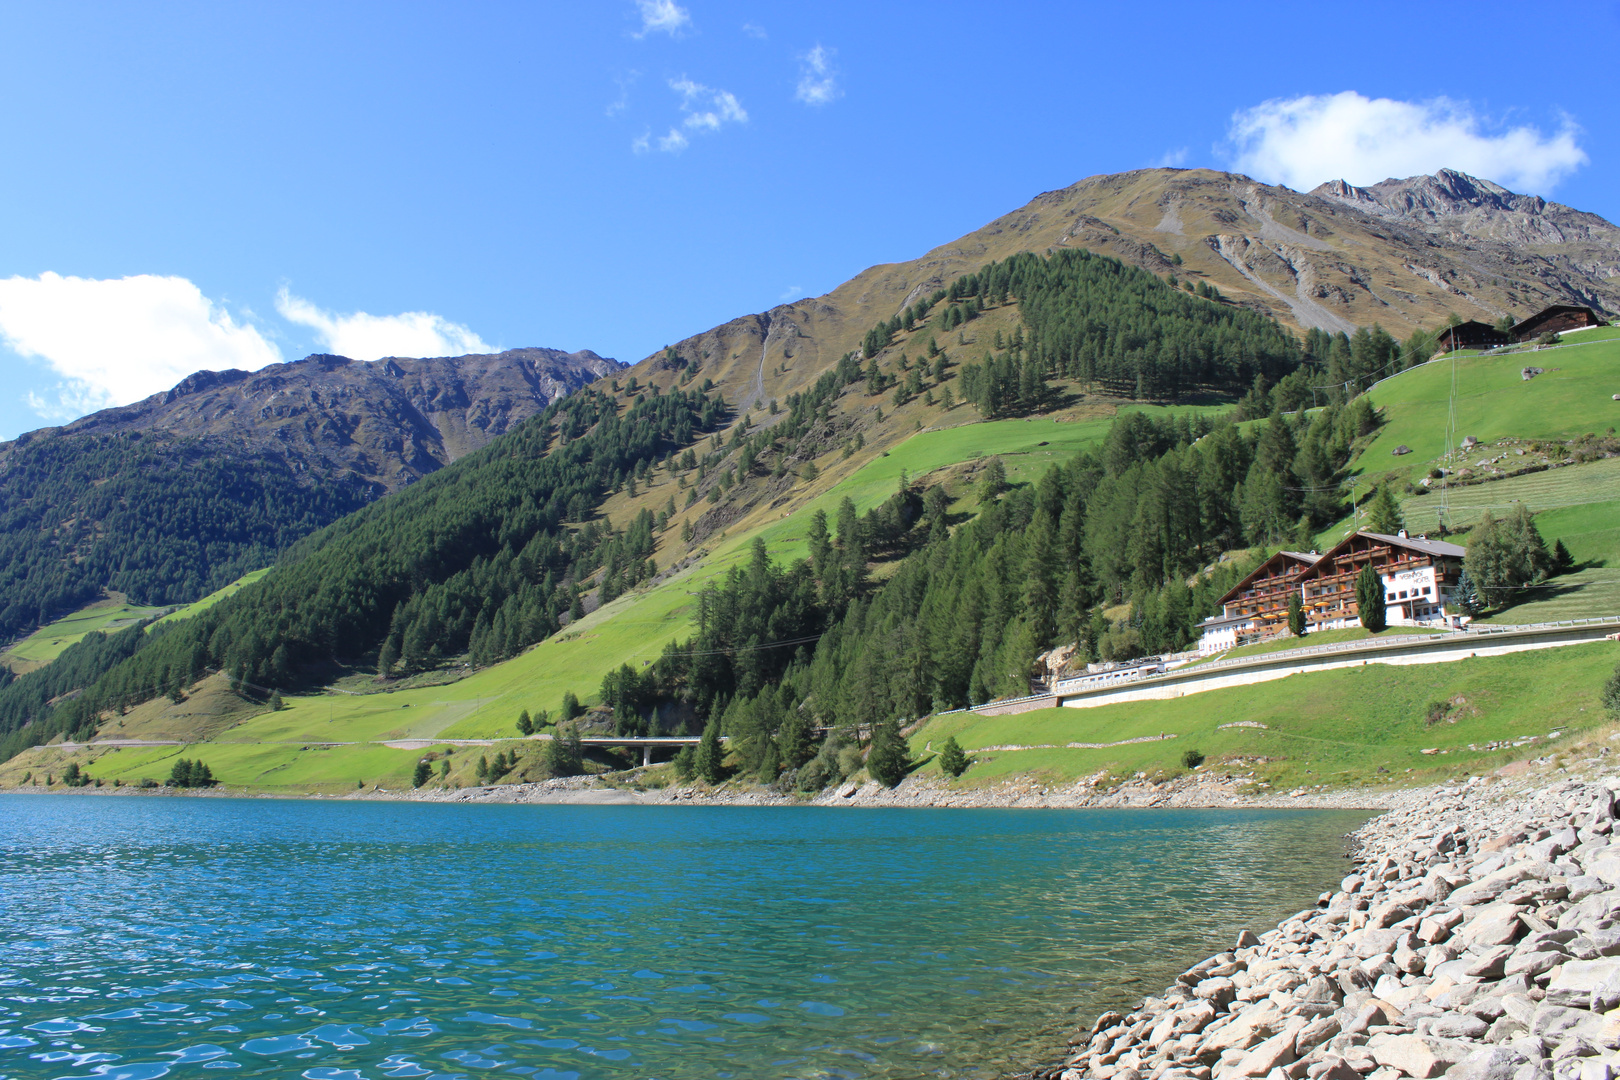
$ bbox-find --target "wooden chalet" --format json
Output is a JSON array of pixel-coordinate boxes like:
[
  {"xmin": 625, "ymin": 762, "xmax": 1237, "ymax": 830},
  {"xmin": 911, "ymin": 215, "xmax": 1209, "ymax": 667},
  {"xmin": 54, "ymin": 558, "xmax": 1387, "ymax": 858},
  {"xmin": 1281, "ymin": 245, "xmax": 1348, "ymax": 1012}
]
[
  {"xmin": 1196, "ymin": 531, "xmax": 1468, "ymax": 653},
  {"xmin": 1196, "ymin": 550, "xmax": 1320, "ymax": 652},
  {"xmin": 1297, "ymin": 531, "xmax": 1465, "ymax": 631},
  {"xmin": 1511, "ymin": 305, "xmax": 1607, "ymax": 342},
  {"xmin": 1436, "ymin": 320, "xmax": 1511, "ymax": 352}
]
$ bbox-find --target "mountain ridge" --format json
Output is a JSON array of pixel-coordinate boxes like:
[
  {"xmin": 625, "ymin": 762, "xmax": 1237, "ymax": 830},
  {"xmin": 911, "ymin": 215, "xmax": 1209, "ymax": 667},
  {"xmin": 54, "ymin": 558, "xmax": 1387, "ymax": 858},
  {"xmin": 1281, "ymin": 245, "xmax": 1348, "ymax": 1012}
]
[
  {"xmin": 625, "ymin": 167, "xmax": 1620, "ymax": 414},
  {"xmin": 8, "ymin": 346, "xmax": 624, "ymax": 492}
]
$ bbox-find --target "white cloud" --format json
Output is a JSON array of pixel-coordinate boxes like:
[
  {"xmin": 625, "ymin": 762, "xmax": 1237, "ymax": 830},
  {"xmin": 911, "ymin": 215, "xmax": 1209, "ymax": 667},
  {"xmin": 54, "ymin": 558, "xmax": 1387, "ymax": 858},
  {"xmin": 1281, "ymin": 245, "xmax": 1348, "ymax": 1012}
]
[
  {"xmin": 606, "ymin": 70, "xmax": 639, "ymax": 117},
  {"xmin": 633, "ymin": 0, "xmax": 689, "ymax": 38},
  {"xmin": 672, "ymin": 76, "xmax": 746, "ymax": 131},
  {"xmin": 795, "ymin": 44, "xmax": 840, "ymax": 106},
  {"xmin": 275, "ymin": 289, "xmax": 493, "ymax": 360},
  {"xmin": 1154, "ymin": 147, "xmax": 1189, "ymax": 168},
  {"xmin": 636, "ymin": 77, "xmax": 745, "ymax": 151},
  {"xmin": 1227, "ymin": 91, "xmax": 1587, "ymax": 194},
  {"xmin": 742, "ymin": 22, "xmax": 767, "ymax": 39},
  {"xmin": 778, "ymin": 285, "xmax": 802, "ymax": 301},
  {"xmin": 0, "ymin": 272, "xmax": 282, "ymax": 422}
]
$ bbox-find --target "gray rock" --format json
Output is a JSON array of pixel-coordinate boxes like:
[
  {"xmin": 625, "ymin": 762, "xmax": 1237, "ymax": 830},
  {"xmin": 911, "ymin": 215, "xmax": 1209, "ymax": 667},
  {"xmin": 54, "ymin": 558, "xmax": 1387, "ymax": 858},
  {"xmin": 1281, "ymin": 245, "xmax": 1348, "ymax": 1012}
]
[
  {"xmin": 1429, "ymin": 1013, "xmax": 1491, "ymax": 1039},
  {"xmin": 1237, "ymin": 930, "xmax": 1261, "ymax": 949},
  {"xmin": 1463, "ymin": 904, "xmax": 1532, "ymax": 948},
  {"xmin": 1448, "ymin": 1046, "xmax": 1533, "ymax": 1080},
  {"xmin": 1510, "ymin": 951, "xmax": 1574, "ymax": 979},
  {"xmin": 1488, "ymin": 1016, "xmax": 1532, "ymax": 1042},
  {"xmin": 1566, "ymin": 877, "xmax": 1609, "ymax": 903},
  {"xmin": 1545, "ymin": 958, "xmax": 1620, "ymax": 1010},
  {"xmin": 1471, "ymin": 945, "xmax": 1518, "ymax": 979},
  {"xmin": 1370, "ymin": 1034, "xmax": 1477, "ymax": 1078}
]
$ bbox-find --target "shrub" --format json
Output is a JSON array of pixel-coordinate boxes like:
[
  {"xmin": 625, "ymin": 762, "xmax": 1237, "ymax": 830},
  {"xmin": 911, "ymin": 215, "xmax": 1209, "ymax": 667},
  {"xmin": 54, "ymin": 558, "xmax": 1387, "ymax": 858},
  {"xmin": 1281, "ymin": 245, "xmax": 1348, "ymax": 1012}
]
[
  {"xmin": 413, "ymin": 760, "xmax": 432, "ymax": 788},
  {"xmin": 938, "ymin": 736, "xmax": 969, "ymax": 778},
  {"xmin": 1181, "ymin": 749, "xmax": 1205, "ymax": 769}
]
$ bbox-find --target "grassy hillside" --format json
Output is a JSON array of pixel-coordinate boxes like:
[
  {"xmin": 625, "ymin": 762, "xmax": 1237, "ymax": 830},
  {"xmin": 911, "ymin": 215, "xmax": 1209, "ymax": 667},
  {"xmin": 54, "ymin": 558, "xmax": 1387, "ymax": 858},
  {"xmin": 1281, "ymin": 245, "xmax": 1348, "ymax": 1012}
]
[
  {"xmin": 1303, "ymin": 334, "xmax": 1620, "ymax": 621},
  {"xmin": 8, "ymin": 638, "xmax": 1614, "ymax": 796},
  {"xmin": 911, "ymin": 640, "xmax": 1619, "ymax": 794},
  {"xmin": 0, "ymin": 596, "xmax": 172, "ymax": 673}
]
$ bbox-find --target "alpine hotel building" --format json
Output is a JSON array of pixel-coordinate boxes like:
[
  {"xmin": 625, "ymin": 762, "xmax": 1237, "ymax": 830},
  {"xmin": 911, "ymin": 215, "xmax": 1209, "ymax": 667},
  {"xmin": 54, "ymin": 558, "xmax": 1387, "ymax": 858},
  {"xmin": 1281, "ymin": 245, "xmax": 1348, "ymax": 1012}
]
[{"xmin": 1196, "ymin": 531, "xmax": 1467, "ymax": 654}]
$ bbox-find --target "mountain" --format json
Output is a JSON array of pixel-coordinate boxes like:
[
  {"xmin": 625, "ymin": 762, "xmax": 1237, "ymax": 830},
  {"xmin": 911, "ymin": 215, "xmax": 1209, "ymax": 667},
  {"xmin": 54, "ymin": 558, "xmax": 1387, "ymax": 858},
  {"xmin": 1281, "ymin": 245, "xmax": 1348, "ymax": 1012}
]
[
  {"xmin": 20, "ymin": 346, "xmax": 624, "ymax": 491},
  {"xmin": 624, "ymin": 168, "xmax": 1620, "ymax": 413},
  {"xmin": 0, "ymin": 347, "xmax": 621, "ymax": 645},
  {"xmin": 5, "ymin": 165, "xmax": 1620, "ymax": 784}
]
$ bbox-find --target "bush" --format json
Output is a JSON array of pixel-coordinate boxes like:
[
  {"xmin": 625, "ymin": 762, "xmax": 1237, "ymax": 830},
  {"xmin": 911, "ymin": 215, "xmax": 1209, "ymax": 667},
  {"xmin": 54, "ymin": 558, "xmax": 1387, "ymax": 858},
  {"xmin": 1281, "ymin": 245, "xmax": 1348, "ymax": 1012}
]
[
  {"xmin": 1604, "ymin": 662, "xmax": 1620, "ymax": 717},
  {"xmin": 1180, "ymin": 749, "xmax": 1205, "ymax": 769},
  {"xmin": 867, "ymin": 721, "xmax": 912, "ymax": 787},
  {"xmin": 938, "ymin": 736, "xmax": 969, "ymax": 778},
  {"xmin": 413, "ymin": 760, "xmax": 432, "ymax": 788}
]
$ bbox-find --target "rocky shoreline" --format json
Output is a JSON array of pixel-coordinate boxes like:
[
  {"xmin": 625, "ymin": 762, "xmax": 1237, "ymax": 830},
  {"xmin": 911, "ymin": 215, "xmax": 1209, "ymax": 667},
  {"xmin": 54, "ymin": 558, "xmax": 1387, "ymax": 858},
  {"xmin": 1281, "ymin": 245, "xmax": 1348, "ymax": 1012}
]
[
  {"xmin": 1029, "ymin": 761, "xmax": 1620, "ymax": 1080},
  {"xmin": 347, "ymin": 765, "xmax": 1404, "ymax": 810}
]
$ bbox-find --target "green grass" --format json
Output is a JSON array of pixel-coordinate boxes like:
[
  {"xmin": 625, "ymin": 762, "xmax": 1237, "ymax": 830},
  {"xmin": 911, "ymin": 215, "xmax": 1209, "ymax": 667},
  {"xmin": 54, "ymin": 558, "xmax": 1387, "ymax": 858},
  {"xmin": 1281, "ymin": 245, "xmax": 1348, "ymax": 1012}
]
[
  {"xmin": 912, "ymin": 640, "xmax": 1620, "ymax": 793},
  {"xmin": 1, "ymin": 598, "xmax": 173, "ymax": 672},
  {"xmin": 1351, "ymin": 336, "xmax": 1620, "ymax": 501},
  {"xmin": 152, "ymin": 568, "xmax": 272, "ymax": 627},
  {"xmin": 1186, "ymin": 627, "xmax": 1405, "ymax": 666}
]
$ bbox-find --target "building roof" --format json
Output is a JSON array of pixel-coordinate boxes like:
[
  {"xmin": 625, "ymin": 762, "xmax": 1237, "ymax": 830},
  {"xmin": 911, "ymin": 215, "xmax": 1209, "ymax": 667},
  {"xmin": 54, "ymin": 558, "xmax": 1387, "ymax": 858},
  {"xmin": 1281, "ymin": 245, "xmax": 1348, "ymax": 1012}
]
[
  {"xmin": 1360, "ymin": 531, "xmax": 1467, "ymax": 559},
  {"xmin": 1216, "ymin": 549, "xmax": 1322, "ymax": 607},
  {"xmin": 1511, "ymin": 305, "xmax": 1605, "ymax": 338},
  {"xmin": 1437, "ymin": 320, "xmax": 1511, "ymax": 346},
  {"xmin": 1299, "ymin": 530, "xmax": 1466, "ymax": 582}
]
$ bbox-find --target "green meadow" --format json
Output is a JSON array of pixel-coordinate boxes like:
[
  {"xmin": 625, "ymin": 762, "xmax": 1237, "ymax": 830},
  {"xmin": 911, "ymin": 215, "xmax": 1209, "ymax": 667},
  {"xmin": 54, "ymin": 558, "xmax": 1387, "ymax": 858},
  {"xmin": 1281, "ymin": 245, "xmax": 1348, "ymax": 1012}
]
[
  {"xmin": 1, "ymin": 598, "xmax": 173, "ymax": 672},
  {"xmin": 911, "ymin": 640, "xmax": 1619, "ymax": 793}
]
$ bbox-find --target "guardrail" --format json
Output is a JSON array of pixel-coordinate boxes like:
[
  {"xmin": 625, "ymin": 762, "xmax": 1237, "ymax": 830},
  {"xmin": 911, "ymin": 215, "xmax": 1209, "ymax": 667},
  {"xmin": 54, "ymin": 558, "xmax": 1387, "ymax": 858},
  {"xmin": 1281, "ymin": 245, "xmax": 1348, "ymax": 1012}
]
[{"xmin": 935, "ymin": 617, "xmax": 1619, "ymax": 718}]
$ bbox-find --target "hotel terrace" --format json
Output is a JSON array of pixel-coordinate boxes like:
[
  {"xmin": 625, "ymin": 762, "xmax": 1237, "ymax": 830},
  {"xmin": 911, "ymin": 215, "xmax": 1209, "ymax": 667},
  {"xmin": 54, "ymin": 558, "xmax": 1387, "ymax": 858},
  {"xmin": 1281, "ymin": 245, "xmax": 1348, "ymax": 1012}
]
[{"xmin": 1196, "ymin": 531, "xmax": 1467, "ymax": 654}]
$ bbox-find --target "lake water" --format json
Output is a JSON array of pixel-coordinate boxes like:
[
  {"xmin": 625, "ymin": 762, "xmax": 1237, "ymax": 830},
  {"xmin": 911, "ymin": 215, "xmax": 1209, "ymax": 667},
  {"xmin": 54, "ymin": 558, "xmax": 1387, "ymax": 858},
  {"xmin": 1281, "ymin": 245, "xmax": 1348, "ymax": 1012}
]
[{"xmin": 0, "ymin": 796, "xmax": 1368, "ymax": 1080}]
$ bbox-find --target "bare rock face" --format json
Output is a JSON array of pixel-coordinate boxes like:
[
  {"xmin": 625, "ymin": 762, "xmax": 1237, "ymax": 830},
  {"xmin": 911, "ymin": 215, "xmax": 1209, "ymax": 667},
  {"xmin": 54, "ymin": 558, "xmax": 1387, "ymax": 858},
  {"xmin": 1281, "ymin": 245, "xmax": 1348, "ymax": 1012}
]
[{"xmin": 9, "ymin": 346, "xmax": 623, "ymax": 493}]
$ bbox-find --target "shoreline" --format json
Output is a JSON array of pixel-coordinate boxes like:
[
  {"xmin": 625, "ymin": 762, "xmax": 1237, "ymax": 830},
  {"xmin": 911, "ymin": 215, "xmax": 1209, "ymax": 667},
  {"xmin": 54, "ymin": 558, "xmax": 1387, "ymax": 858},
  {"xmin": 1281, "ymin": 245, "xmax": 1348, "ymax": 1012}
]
[
  {"xmin": 0, "ymin": 770, "xmax": 1404, "ymax": 810},
  {"xmin": 1021, "ymin": 740, "xmax": 1620, "ymax": 1080}
]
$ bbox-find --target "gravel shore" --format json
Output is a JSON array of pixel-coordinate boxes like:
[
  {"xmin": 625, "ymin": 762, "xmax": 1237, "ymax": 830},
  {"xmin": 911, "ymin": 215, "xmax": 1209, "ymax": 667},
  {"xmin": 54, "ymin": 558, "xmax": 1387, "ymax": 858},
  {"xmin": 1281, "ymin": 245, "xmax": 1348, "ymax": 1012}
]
[{"xmin": 1028, "ymin": 752, "xmax": 1620, "ymax": 1080}]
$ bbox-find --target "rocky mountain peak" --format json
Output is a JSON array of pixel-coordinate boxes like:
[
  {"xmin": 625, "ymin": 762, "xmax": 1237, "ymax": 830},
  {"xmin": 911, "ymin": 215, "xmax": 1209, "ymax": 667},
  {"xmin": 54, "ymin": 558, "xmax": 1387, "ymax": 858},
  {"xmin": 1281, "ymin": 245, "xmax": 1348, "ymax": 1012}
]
[{"xmin": 1308, "ymin": 169, "xmax": 1613, "ymax": 249}]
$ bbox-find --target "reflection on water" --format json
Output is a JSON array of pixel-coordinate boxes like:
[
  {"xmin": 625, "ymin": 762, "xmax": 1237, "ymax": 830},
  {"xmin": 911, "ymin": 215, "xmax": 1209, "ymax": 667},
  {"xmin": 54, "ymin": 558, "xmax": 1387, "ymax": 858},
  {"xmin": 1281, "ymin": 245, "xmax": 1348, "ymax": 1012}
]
[{"xmin": 0, "ymin": 797, "xmax": 1368, "ymax": 1079}]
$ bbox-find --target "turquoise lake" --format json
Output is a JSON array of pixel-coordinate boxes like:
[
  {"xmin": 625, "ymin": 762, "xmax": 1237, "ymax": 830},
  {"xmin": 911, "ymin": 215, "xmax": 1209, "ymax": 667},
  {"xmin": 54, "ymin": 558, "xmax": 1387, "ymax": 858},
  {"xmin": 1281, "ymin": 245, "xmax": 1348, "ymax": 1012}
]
[{"xmin": 0, "ymin": 797, "xmax": 1368, "ymax": 1080}]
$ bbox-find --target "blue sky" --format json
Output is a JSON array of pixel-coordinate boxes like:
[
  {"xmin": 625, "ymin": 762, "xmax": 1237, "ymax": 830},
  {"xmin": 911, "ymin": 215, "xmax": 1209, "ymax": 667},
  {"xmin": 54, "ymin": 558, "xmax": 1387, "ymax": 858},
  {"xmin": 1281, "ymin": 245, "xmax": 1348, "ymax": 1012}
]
[{"xmin": 0, "ymin": 0, "xmax": 1614, "ymax": 440}]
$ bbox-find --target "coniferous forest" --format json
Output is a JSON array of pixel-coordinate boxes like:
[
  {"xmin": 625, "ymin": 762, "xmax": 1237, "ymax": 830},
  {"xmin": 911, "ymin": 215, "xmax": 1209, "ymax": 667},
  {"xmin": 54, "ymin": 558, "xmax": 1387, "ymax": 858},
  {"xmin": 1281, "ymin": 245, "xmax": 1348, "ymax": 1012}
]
[
  {"xmin": 0, "ymin": 385, "xmax": 724, "ymax": 759},
  {"xmin": 0, "ymin": 432, "xmax": 370, "ymax": 642}
]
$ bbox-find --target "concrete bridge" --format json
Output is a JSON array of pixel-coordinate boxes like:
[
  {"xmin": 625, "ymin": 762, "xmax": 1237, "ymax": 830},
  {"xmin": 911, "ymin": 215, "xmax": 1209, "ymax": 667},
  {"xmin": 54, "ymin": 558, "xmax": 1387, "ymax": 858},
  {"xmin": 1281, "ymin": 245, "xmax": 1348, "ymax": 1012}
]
[{"xmin": 578, "ymin": 735, "xmax": 712, "ymax": 766}]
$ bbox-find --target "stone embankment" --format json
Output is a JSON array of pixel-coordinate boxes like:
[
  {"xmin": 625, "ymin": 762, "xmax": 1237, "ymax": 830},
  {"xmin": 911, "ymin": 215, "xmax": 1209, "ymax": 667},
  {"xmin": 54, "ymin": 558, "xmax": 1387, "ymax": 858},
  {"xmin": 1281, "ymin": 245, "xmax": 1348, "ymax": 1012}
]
[{"xmin": 1038, "ymin": 773, "xmax": 1620, "ymax": 1080}]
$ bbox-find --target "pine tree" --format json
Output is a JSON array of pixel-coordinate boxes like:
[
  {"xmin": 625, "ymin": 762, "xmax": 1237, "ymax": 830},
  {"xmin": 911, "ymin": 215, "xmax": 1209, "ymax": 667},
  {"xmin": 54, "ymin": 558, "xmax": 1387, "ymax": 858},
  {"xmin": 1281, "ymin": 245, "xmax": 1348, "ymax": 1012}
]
[
  {"xmin": 757, "ymin": 740, "xmax": 781, "ymax": 784},
  {"xmin": 777, "ymin": 707, "xmax": 814, "ymax": 769},
  {"xmin": 1367, "ymin": 483, "xmax": 1404, "ymax": 536},
  {"xmin": 1453, "ymin": 569, "xmax": 1483, "ymax": 616},
  {"xmin": 516, "ymin": 709, "xmax": 533, "ymax": 736},
  {"xmin": 1287, "ymin": 592, "xmax": 1307, "ymax": 638},
  {"xmin": 672, "ymin": 745, "xmax": 696, "ymax": 781},
  {"xmin": 866, "ymin": 721, "xmax": 911, "ymax": 787},
  {"xmin": 268, "ymin": 691, "xmax": 283, "ymax": 711},
  {"xmin": 561, "ymin": 691, "xmax": 582, "ymax": 720},
  {"xmin": 413, "ymin": 759, "xmax": 432, "ymax": 788},
  {"xmin": 1356, "ymin": 563, "xmax": 1387, "ymax": 632},
  {"xmin": 977, "ymin": 457, "xmax": 1007, "ymax": 505},
  {"xmin": 1554, "ymin": 538, "xmax": 1574, "ymax": 573},
  {"xmin": 938, "ymin": 735, "xmax": 968, "ymax": 778},
  {"xmin": 696, "ymin": 717, "xmax": 725, "ymax": 784},
  {"xmin": 476, "ymin": 755, "xmax": 490, "ymax": 783}
]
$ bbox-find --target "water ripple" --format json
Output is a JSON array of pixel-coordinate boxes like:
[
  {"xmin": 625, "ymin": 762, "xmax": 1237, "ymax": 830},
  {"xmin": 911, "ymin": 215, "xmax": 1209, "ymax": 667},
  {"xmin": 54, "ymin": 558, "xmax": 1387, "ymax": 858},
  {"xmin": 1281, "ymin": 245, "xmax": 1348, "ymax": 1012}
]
[{"xmin": 1, "ymin": 797, "xmax": 1365, "ymax": 1079}]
